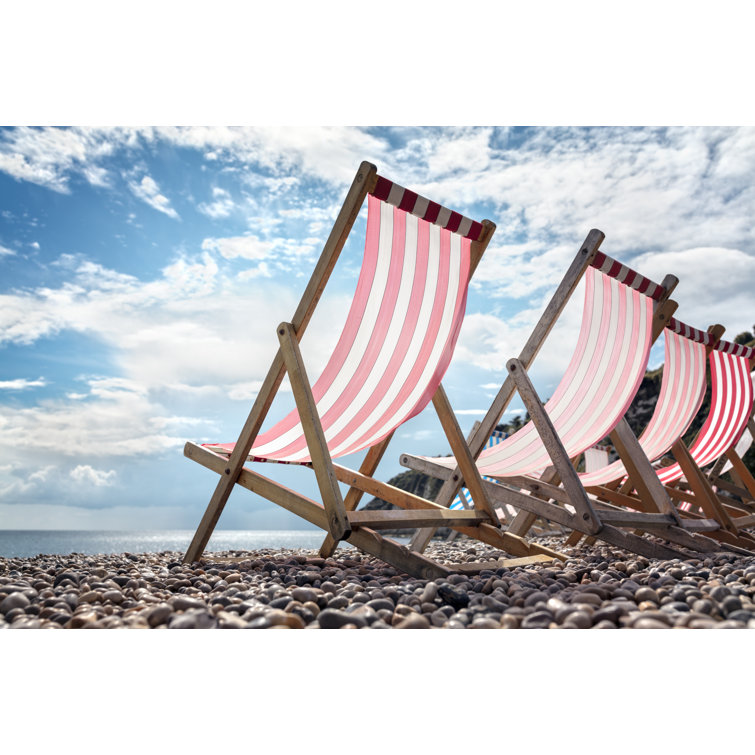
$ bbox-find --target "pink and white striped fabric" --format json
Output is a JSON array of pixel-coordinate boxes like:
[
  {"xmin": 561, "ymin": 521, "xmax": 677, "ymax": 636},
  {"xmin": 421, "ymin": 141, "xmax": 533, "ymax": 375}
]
[
  {"xmin": 579, "ymin": 319, "xmax": 709, "ymax": 487},
  {"xmin": 590, "ymin": 252, "xmax": 666, "ymax": 301},
  {"xmin": 428, "ymin": 263, "xmax": 657, "ymax": 478},
  {"xmin": 719, "ymin": 370, "xmax": 755, "ymax": 475},
  {"xmin": 658, "ymin": 341, "xmax": 754, "ymax": 486},
  {"xmin": 207, "ymin": 188, "xmax": 475, "ymax": 463},
  {"xmin": 371, "ymin": 176, "xmax": 484, "ymax": 241}
]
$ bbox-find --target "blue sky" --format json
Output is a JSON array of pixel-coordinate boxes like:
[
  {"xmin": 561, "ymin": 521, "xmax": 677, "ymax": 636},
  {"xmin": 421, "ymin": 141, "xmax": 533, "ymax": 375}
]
[{"xmin": 1, "ymin": 126, "xmax": 754, "ymax": 531}]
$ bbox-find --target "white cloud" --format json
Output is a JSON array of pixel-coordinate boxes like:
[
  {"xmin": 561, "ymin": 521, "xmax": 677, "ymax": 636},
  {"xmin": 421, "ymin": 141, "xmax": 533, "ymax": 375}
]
[
  {"xmin": 0, "ymin": 243, "xmax": 16, "ymax": 256},
  {"xmin": 70, "ymin": 465, "xmax": 117, "ymax": 487},
  {"xmin": 202, "ymin": 234, "xmax": 273, "ymax": 261},
  {"xmin": 630, "ymin": 246, "xmax": 755, "ymax": 337},
  {"xmin": 198, "ymin": 186, "xmax": 236, "ymax": 218},
  {"xmin": 127, "ymin": 173, "xmax": 179, "ymax": 219},
  {"xmin": 0, "ymin": 377, "xmax": 47, "ymax": 390},
  {"xmin": 0, "ymin": 126, "xmax": 117, "ymax": 192}
]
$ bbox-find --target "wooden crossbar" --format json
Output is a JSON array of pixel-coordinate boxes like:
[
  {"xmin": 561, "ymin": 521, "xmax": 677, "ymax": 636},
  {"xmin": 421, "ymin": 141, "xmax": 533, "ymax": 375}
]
[{"xmin": 347, "ymin": 509, "xmax": 488, "ymax": 530}]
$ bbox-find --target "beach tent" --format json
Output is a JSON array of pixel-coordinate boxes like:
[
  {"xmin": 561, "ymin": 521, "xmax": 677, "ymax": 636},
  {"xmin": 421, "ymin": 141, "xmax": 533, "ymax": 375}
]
[{"xmin": 183, "ymin": 162, "xmax": 561, "ymax": 579}]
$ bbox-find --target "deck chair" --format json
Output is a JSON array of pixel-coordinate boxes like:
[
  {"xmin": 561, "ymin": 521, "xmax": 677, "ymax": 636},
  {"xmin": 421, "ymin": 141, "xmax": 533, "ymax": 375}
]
[
  {"xmin": 705, "ymin": 369, "xmax": 755, "ymax": 503},
  {"xmin": 650, "ymin": 339, "xmax": 755, "ymax": 546},
  {"xmin": 560, "ymin": 318, "xmax": 752, "ymax": 553},
  {"xmin": 402, "ymin": 231, "xmax": 730, "ymax": 560},
  {"xmin": 183, "ymin": 162, "xmax": 561, "ymax": 579}
]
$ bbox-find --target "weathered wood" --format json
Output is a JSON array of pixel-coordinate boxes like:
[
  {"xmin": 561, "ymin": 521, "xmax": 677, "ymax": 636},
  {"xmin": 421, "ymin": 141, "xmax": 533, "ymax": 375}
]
[
  {"xmin": 319, "ymin": 433, "xmax": 393, "ymax": 558},
  {"xmin": 419, "ymin": 229, "xmax": 606, "ymax": 532},
  {"xmin": 595, "ymin": 523, "xmax": 694, "ymax": 560},
  {"xmin": 504, "ymin": 467, "xmax": 562, "ymax": 536},
  {"xmin": 724, "ymin": 448, "xmax": 755, "ymax": 499},
  {"xmin": 184, "ymin": 442, "xmax": 451, "ymax": 578},
  {"xmin": 451, "ymin": 555, "xmax": 556, "ymax": 573},
  {"xmin": 329, "ymin": 462, "xmax": 565, "ymax": 559},
  {"xmin": 506, "ymin": 357, "xmax": 601, "ymax": 533},
  {"xmin": 277, "ymin": 322, "xmax": 350, "ymax": 541},
  {"xmin": 507, "ymin": 511, "xmax": 539, "ymax": 537},
  {"xmin": 347, "ymin": 509, "xmax": 488, "ymax": 529},
  {"xmin": 609, "ymin": 418, "xmax": 679, "ymax": 518},
  {"xmin": 564, "ymin": 531, "xmax": 584, "ymax": 547},
  {"xmin": 596, "ymin": 509, "xmax": 678, "ymax": 527},
  {"xmin": 672, "ymin": 438, "xmax": 738, "ymax": 533},
  {"xmin": 432, "ymin": 384, "xmax": 501, "ymax": 526},
  {"xmin": 677, "ymin": 518, "xmax": 724, "ymax": 532},
  {"xmin": 402, "ymin": 453, "xmax": 582, "ymax": 530},
  {"xmin": 183, "ymin": 162, "xmax": 377, "ymax": 563}
]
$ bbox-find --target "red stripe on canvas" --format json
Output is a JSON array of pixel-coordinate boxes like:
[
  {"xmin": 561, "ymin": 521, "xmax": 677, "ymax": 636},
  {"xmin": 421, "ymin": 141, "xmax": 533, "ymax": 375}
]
[
  {"xmin": 370, "ymin": 176, "xmax": 483, "ymax": 240},
  {"xmin": 590, "ymin": 252, "xmax": 664, "ymax": 300}
]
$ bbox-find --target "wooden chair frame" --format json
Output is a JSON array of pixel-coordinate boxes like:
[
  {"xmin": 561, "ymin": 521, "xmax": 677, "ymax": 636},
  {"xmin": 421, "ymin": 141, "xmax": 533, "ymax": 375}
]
[
  {"xmin": 403, "ymin": 230, "xmax": 741, "ymax": 560},
  {"xmin": 562, "ymin": 325, "xmax": 753, "ymax": 555},
  {"xmin": 183, "ymin": 162, "xmax": 562, "ymax": 579}
]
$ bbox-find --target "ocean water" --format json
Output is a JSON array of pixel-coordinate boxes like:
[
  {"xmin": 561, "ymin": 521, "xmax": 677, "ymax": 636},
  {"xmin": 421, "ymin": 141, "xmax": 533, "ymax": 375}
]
[{"xmin": 0, "ymin": 530, "xmax": 361, "ymax": 559}]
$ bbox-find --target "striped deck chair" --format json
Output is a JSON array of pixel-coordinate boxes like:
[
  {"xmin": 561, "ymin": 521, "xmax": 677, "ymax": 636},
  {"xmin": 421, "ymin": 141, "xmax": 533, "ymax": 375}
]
[
  {"xmin": 403, "ymin": 230, "xmax": 726, "ymax": 560},
  {"xmin": 558, "ymin": 318, "xmax": 731, "ymax": 550},
  {"xmin": 707, "ymin": 369, "xmax": 755, "ymax": 502},
  {"xmin": 652, "ymin": 339, "xmax": 755, "ymax": 545},
  {"xmin": 183, "ymin": 162, "xmax": 560, "ymax": 579}
]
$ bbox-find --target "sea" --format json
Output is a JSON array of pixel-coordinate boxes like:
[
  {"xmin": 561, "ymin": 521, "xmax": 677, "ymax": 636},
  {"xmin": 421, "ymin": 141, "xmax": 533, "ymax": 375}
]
[{"xmin": 0, "ymin": 529, "xmax": 368, "ymax": 559}]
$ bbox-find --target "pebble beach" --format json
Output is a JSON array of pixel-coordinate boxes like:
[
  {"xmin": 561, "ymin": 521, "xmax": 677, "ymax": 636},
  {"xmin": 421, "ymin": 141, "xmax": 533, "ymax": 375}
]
[{"xmin": 2, "ymin": 537, "xmax": 754, "ymax": 629}]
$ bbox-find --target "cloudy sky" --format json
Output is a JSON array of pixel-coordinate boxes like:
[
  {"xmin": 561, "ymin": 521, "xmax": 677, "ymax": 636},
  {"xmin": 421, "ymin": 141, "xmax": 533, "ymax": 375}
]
[{"xmin": 1, "ymin": 125, "xmax": 753, "ymax": 531}]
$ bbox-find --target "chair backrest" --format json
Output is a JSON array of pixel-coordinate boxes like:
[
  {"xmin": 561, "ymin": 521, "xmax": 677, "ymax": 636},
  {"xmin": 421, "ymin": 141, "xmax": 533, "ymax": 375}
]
[
  {"xmin": 246, "ymin": 183, "xmax": 483, "ymax": 463},
  {"xmin": 475, "ymin": 254, "xmax": 661, "ymax": 477},
  {"xmin": 579, "ymin": 317, "xmax": 710, "ymax": 486},
  {"xmin": 657, "ymin": 339, "xmax": 755, "ymax": 485},
  {"xmin": 719, "ymin": 370, "xmax": 755, "ymax": 474}
]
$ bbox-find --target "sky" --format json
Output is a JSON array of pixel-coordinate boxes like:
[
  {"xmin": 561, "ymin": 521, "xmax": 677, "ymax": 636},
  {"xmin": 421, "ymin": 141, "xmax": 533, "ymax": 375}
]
[{"xmin": 1, "ymin": 125, "xmax": 753, "ymax": 531}]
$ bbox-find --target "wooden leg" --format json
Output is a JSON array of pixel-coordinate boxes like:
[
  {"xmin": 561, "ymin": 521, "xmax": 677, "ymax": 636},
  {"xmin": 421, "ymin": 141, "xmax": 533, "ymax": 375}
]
[
  {"xmin": 318, "ymin": 434, "xmax": 393, "ymax": 559},
  {"xmin": 508, "ymin": 510, "xmax": 538, "ymax": 537},
  {"xmin": 278, "ymin": 322, "xmax": 350, "ymax": 541},
  {"xmin": 610, "ymin": 418, "xmax": 679, "ymax": 519},
  {"xmin": 672, "ymin": 439, "xmax": 737, "ymax": 533},
  {"xmin": 432, "ymin": 385, "xmax": 501, "ymax": 526},
  {"xmin": 564, "ymin": 531, "xmax": 584, "ymax": 547},
  {"xmin": 506, "ymin": 358, "xmax": 601, "ymax": 534}
]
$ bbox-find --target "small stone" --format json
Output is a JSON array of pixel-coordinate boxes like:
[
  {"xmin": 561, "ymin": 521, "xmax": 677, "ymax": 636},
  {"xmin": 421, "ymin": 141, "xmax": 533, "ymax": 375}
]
[
  {"xmin": 563, "ymin": 610, "xmax": 592, "ymax": 629},
  {"xmin": 437, "ymin": 584, "xmax": 469, "ymax": 610},
  {"xmin": 520, "ymin": 611, "xmax": 553, "ymax": 629},
  {"xmin": 688, "ymin": 618, "xmax": 718, "ymax": 629},
  {"xmin": 721, "ymin": 595, "xmax": 743, "ymax": 615},
  {"xmin": 632, "ymin": 617, "xmax": 670, "ymax": 629},
  {"xmin": 709, "ymin": 585, "xmax": 731, "ymax": 601},
  {"xmin": 0, "ymin": 592, "xmax": 30, "ymax": 614},
  {"xmin": 634, "ymin": 587, "xmax": 659, "ymax": 604},
  {"xmin": 171, "ymin": 596, "xmax": 205, "ymax": 612},
  {"xmin": 421, "ymin": 582, "xmax": 438, "ymax": 604},
  {"xmin": 317, "ymin": 608, "xmax": 360, "ymax": 629},
  {"xmin": 723, "ymin": 610, "xmax": 753, "ymax": 624},
  {"xmin": 147, "ymin": 603, "xmax": 172, "ymax": 628},
  {"xmin": 395, "ymin": 613, "xmax": 431, "ymax": 629},
  {"xmin": 292, "ymin": 587, "xmax": 318, "ymax": 604},
  {"xmin": 691, "ymin": 599, "xmax": 713, "ymax": 615},
  {"xmin": 469, "ymin": 617, "xmax": 500, "ymax": 629}
]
